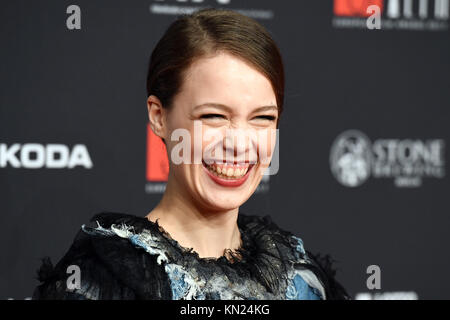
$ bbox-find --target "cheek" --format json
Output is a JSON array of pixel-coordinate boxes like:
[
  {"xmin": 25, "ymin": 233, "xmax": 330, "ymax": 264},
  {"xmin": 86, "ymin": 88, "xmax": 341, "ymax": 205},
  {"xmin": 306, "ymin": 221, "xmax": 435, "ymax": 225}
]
[
  {"xmin": 258, "ymin": 128, "xmax": 277, "ymax": 166},
  {"xmin": 200, "ymin": 126, "xmax": 225, "ymax": 161},
  {"xmin": 166, "ymin": 117, "xmax": 198, "ymax": 163}
]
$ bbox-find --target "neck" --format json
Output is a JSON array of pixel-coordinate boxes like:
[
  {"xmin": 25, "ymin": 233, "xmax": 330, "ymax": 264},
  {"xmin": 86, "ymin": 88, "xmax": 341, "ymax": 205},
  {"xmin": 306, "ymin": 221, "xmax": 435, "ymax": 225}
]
[{"xmin": 146, "ymin": 177, "xmax": 242, "ymax": 259}]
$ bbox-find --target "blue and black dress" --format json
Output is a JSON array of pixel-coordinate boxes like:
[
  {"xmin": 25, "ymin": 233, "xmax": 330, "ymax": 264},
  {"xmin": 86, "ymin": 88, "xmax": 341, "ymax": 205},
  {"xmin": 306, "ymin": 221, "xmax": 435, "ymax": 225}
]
[{"xmin": 32, "ymin": 212, "xmax": 349, "ymax": 300}]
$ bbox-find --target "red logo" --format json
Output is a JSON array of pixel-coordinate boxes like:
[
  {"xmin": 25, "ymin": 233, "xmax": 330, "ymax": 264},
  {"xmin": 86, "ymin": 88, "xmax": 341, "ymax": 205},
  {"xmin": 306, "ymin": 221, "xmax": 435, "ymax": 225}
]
[
  {"xmin": 334, "ymin": 0, "xmax": 384, "ymax": 17},
  {"xmin": 146, "ymin": 124, "xmax": 169, "ymax": 181}
]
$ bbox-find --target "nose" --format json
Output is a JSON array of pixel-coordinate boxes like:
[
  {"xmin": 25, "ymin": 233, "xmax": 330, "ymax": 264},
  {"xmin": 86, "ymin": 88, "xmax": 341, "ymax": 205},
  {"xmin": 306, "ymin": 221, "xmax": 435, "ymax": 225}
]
[{"xmin": 222, "ymin": 127, "xmax": 257, "ymax": 164}]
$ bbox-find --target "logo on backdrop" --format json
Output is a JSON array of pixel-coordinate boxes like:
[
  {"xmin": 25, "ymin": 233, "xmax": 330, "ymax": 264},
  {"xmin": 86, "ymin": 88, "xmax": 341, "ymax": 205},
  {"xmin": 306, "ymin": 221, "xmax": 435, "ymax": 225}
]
[
  {"xmin": 0, "ymin": 143, "xmax": 92, "ymax": 169},
  {"xmin": 145, "ymin": 125, "xmax": 170, "ymax": 194},
  {"xmin": 149, "ymin": 0, "xmax": 275, "ymax": 20},
  {"xmin": 330, "ymin": 130, "xmax": 446, "ymax": 187},
  {"xmin": 330, "ymin": 130, "xmax": 372, "ymax": 187},
  {"xmin": 145, "ymin": 124, "xmax": 270, "ymax": 194},
  {"xmin": 332, "ymin": 0, "xmax": 449, "ymax": 31}
]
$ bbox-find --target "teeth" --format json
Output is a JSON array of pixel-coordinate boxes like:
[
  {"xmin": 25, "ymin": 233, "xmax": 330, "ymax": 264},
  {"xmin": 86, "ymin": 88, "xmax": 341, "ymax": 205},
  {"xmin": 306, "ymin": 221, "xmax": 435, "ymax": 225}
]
[{"xmin": 204, "ymin": 161, "xmax": 251, "ymax": 180}]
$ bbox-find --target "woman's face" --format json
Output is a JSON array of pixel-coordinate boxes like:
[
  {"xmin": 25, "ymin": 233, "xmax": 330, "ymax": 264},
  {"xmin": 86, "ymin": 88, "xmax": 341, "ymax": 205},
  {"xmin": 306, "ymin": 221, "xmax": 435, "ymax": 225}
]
[{"xmin": 161, "ymin": 52, "xmax": 278, "ymax": 211}]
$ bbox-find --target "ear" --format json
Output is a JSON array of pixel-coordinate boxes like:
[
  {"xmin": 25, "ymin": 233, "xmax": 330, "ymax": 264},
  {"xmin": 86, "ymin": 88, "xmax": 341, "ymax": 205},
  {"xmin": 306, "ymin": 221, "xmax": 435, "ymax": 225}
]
[{"xmin": 147, "ymin": 95, "xmax": 167, "ymax": 141}]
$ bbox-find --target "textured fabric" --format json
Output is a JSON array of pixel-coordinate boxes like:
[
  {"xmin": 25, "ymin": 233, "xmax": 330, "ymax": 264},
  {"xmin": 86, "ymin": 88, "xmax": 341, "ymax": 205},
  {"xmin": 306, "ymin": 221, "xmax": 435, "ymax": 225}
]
[{"xmin": 32, "ymin": 211, "xmax": 350, "ymax": 300}]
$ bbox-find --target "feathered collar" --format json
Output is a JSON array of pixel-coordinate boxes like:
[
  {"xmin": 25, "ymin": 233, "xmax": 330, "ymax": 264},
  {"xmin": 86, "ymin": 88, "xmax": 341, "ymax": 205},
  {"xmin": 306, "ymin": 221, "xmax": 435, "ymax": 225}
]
[{"xmin": 79, "ymin": 211, "xmax": 331, "ymax": 299}]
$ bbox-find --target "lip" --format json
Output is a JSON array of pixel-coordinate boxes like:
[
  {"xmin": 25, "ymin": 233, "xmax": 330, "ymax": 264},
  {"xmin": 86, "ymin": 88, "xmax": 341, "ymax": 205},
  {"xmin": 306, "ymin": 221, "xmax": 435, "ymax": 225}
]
[{"xmin": 202, "ymin": 161, "xmax": 254, "ymax": 187}]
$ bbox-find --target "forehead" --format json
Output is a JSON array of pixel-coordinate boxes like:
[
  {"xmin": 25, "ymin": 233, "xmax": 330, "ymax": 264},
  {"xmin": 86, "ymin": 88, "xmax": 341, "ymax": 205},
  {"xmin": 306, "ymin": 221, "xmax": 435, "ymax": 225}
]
[{"xmin": 176, "ymin": 52, "xmax": 277, "ymax": 109}]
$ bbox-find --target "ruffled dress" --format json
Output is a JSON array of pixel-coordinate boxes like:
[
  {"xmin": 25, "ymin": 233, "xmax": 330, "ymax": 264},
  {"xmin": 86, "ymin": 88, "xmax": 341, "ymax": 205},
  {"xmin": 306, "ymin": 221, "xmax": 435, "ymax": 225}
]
[{"xmin": 32, "ymin": 211, "xmax": 350, "ymax": 300}]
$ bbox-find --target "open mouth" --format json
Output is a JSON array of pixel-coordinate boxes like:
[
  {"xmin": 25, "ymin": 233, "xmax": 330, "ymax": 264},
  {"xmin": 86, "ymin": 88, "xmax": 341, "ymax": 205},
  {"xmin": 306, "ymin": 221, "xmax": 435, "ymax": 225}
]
[{"xmin": 202, "ymin": 159, "xmax": 255, "ymax": 187}]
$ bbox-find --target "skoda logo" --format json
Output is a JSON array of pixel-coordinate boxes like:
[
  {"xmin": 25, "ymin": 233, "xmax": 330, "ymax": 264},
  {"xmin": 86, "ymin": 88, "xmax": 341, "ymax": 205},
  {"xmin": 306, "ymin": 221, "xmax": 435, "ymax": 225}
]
[{"xmin": 330, "ymin": 130, "xmax": 372, "ymax": 187}]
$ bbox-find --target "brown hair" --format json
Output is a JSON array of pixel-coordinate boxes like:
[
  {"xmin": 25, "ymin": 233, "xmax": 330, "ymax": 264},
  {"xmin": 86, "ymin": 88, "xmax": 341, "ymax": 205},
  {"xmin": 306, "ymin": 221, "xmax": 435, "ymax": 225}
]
[{"xmin": 146, "ymin": 8, "xmax": 285, "ymax": 126}]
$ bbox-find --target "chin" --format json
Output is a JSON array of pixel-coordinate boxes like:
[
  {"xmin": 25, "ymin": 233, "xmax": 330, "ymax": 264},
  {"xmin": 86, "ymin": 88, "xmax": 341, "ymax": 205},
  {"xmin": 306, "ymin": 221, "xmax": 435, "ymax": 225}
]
[{"xmin": 202, "ymin": 193, "xmax": 249, "ymax": 211}]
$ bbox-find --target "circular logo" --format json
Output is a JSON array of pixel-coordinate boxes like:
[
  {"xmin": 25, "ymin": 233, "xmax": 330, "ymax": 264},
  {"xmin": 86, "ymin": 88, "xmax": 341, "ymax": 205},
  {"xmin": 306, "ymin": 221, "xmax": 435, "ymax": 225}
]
[{"xmin": 330, "ymin": 130, "xmax": 372, "ymax": 187}]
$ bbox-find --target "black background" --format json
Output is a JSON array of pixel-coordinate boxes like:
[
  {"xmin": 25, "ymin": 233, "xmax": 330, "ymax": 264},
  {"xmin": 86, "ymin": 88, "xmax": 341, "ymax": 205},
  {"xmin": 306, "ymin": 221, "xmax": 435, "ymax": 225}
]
[{"xmin": 1, "ymin": 0, "xmax": 449, "ymax": 299}]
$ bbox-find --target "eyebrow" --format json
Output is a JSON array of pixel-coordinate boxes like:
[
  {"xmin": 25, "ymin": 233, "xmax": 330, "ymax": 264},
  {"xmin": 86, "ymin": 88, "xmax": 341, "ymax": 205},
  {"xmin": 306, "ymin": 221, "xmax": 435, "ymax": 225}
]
[{"xmin": 193, "ymin": 103, "xmax": 278, "ymax": 113}]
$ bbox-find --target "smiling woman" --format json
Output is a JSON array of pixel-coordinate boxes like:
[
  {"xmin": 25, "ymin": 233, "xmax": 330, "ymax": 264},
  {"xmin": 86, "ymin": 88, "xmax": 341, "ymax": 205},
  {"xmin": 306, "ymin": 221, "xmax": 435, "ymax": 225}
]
[{"xmin": 32, "ymin": 8, "xmax": 349, "ymax": 300}]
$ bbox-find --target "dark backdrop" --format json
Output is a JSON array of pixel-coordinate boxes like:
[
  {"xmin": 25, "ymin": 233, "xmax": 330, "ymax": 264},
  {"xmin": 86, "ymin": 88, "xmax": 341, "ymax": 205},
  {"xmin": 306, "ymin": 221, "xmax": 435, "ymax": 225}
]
[{"xmin": 1, "ymin": 0, "xmax": 449, "ymax": 299}]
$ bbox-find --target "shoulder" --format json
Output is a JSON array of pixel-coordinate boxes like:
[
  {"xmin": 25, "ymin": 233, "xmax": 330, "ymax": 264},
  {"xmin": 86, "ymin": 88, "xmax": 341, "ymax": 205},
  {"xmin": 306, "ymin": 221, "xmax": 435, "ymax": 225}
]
[
  {"xmin": 33, "ymin": 212, "xmax": 171, "ymax": 300},
  {"xmin": 238, "ymin": 211, "xmax": 351, "ymax": 300}
]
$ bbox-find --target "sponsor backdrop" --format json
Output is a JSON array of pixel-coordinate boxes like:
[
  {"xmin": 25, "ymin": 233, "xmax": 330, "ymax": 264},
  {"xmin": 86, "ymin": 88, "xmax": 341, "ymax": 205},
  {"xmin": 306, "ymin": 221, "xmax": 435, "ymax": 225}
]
[{"xmin": 1, "ymin": 0, "xmax": 449, "ymax": 299}]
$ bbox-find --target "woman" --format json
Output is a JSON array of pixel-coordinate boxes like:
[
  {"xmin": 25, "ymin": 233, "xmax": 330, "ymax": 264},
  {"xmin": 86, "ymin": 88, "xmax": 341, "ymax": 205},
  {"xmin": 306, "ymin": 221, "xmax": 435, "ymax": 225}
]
[{"xmin": 33, "ymin": 8, "xmax": 349, "ymax": 300}]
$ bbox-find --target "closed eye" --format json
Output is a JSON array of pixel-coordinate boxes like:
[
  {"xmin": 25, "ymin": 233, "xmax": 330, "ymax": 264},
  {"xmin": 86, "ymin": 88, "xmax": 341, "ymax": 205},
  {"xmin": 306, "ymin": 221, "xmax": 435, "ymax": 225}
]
[
  {"xmin": 200, "ymin": 114, "xmax": 276, "ymax": 121},
  {"xmin": 254, "ymin": 115, "xmax": 276, "ymax": 121},
  {"xmin": 200, "ymin": 114, "xmax": 226, "ymax": 119}
]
